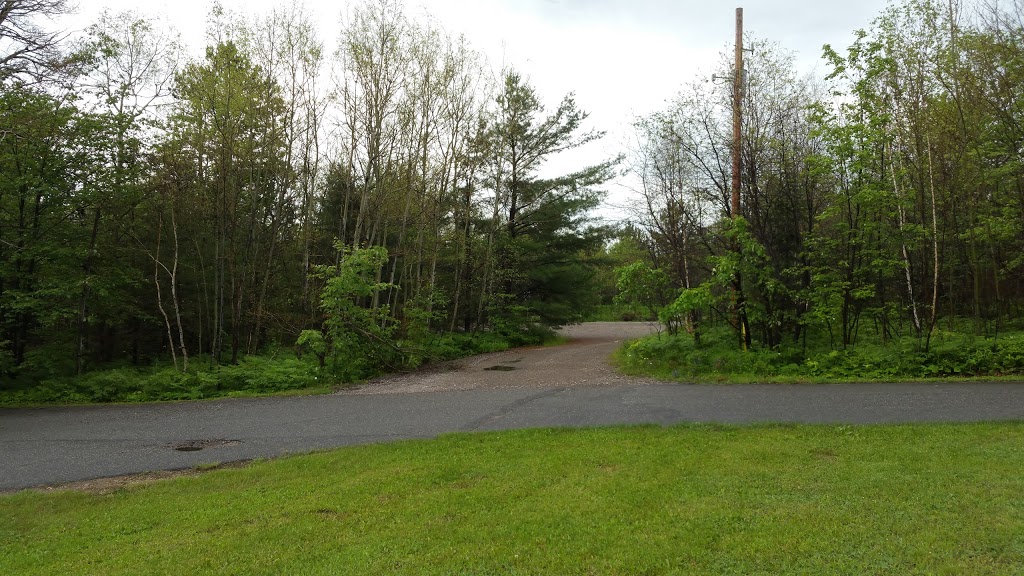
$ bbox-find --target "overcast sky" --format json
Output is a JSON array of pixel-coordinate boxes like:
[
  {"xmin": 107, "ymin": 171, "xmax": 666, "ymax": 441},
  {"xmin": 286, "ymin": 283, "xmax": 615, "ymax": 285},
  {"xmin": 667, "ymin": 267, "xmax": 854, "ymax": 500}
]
[{"xmin": 67, "ymin": 0, "xmax": 893, "ymax": 217}]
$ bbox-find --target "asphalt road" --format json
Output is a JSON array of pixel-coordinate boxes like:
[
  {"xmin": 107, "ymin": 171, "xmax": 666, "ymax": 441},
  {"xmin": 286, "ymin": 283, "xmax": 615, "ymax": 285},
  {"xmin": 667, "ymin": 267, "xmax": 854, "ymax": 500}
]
[{"xmin": 2, "ymin": 322, "xmax": 1023, "ymax": 491}]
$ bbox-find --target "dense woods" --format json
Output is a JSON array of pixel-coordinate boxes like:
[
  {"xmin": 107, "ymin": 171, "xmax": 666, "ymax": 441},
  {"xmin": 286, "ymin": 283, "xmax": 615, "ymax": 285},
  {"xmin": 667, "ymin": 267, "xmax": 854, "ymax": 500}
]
[
  {"xmin": 2, "ymin": 0, "xmax": 1023, "ymax": 397},
  {"xmin": 623, "ymin": 0, "xmax": 1024, "ymax": 378},
  {"xmin": 0, "ymin": 0, "xmax": 614, "ymax": 392}
]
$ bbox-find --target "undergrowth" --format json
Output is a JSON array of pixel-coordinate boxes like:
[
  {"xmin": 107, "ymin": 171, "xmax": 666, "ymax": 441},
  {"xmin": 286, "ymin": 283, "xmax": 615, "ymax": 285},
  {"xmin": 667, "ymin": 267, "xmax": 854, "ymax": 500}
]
[
  {"xmin": 585, "ymin": 303, "xmax": 654, "ymax": 322},
  {"xmin": 0, "ymin": 330, "xmax": 540, "ymax": 406},
  {"xmin": 617, "ymin": 326, "xmax": 1024, "ymax": 382},
  {"xmin": 0, "ymin": 356, "xmax": 324, "ymax": 405}
]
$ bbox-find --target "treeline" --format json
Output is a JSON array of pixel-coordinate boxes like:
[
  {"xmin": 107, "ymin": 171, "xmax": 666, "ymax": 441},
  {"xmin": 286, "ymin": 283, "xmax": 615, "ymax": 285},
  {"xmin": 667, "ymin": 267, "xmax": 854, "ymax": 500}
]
[
  {"xmin": 626, "ymin": 0, "xmax": 1024, "ymax": 352},
  {"xmin": 0, "ymin": 0, "xmax": 614, "ymax": 381}
]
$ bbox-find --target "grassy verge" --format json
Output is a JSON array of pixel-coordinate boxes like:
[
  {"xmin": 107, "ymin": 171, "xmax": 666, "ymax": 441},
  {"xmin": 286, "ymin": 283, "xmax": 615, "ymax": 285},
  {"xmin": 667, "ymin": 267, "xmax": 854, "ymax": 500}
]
[
  {"xmin": 616, "ymin": 327, "xmax": 1024, "ymax": 383},
  {"xmin": 4, "ymin": 423, "xmax": 1024, "ymax": 575}
]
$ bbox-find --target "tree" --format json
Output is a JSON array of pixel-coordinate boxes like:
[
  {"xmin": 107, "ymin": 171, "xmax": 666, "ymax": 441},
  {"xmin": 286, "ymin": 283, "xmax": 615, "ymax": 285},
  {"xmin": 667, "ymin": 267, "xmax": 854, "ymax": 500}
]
[
  {"xmin": 478, "ymin": 71, "xmax": 617, "ymax": 329},
  {"xmin": 614, "ymin": 262, "xmax": 674, "ymax": 328},
  {"xmin": 0, "ymin": 87, "xmax": 120, "ymax": 375},
  {"xmin": 72, "ymin": 11, "xmax": 182, "ymax": 373},
  {"xmin": 236, "ymin": 5, "xmax": 329, "ymax": 349},
  {"xmin": 630, "ymin": 42, "xmax": 828, "ymax": 349},
  {"xmin": 814, "ymin": 0, "xmax": 1024, "ymax": 346},
  {"xmin": 170, "ymin": 39, "xmax": 289, "ymax": 363},
  {"xmin": 0, "ymin": 0, "xmax": 71, "ymax": 82},
  {"xmin": 333, "ymin": 0, "xmax": 411, "ymax": 250},
  {"xmin": 628, "ymin": 110, "xmax": 711, "ymax": 293},
  {"xmin": 298, "ymin": 245, "xmax": 400, "ymax": 380}
]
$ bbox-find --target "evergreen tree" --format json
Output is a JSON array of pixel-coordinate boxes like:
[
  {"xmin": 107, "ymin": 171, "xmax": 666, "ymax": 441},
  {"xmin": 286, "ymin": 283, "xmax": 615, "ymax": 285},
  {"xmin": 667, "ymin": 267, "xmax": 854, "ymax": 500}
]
[{"xmin": 480, "ymin": 71, "xmax": 617, "ymax": 330}]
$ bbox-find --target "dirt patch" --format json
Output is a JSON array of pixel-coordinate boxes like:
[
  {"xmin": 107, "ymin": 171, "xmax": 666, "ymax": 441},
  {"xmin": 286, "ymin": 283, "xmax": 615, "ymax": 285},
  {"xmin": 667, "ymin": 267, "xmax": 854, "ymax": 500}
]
[
  {"xmin": 15, "ymin": 461, "xmax": 252, "ymax": 495},
  {"xmin": 168, "ymin": 438, "xmax": 242, "ymax": 451}
]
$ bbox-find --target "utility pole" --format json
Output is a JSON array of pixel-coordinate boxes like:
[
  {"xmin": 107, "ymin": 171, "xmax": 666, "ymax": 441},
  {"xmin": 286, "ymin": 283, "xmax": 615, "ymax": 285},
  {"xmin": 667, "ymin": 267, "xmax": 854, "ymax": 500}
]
[
  {"xmin": 731, "ymin": 7, "xmax": 750, "ymax": 350},
  {"xmin": 732, "ymin": 7, "xmax": 743, "ymax": 219}
]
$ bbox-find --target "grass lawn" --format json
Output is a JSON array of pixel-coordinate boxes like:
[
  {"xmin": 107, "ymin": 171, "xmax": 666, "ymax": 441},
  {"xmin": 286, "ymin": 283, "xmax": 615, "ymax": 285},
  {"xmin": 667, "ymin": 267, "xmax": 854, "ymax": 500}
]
[{"xmin": 3, "ymin": 423, "xmax": 1023, "ymax": 575}]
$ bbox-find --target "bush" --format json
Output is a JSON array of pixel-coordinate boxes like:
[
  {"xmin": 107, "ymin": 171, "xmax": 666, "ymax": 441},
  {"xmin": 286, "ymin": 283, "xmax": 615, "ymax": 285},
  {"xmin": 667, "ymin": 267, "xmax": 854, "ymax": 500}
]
[
  {"xmin": 0, "ymin": 356, "xmax": 324, "ymax": 406},
  {"xmin": 584, "ymin": 303, "xmax": 652, "ymax": 322},
  {"xmin": 616, "ymin": 328, "xmax": 1024, "ymax": 382},
  {"xmin": 0, "ymin": 329, "xmax": 538, "ymax": 406},
  {"xmin": 419, "ymin": 332, "xmax": 512, "ymax": 362}
]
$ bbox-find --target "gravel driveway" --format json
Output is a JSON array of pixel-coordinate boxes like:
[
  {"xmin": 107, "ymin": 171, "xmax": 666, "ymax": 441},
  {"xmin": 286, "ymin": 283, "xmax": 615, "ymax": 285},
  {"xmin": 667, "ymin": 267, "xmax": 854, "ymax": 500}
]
[{"xmin": 347, "ymin": 322, "xmax": 660, "ymax": 394}]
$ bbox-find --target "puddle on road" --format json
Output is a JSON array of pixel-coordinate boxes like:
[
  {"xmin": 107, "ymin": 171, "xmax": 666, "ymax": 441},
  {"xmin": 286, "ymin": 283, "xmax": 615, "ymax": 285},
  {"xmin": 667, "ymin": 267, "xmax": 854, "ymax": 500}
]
[{"xmin": 484, "ymin": 365, "xmax": 517, "ymax": 372}]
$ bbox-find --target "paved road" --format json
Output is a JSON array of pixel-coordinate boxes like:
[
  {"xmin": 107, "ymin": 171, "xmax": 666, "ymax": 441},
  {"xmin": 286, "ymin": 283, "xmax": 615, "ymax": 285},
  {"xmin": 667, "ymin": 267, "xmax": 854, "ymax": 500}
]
[{"xmin": 2, "ymin": 322, "xmax": 1023, "ymax": 491}]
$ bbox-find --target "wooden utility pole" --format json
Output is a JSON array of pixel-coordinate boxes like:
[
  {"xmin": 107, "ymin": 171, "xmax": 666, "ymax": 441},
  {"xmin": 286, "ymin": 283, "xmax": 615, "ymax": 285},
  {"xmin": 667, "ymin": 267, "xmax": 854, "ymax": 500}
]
[
  {"xmin": 732, "ymin": 7, "xmax": 743, "ymax": 219},
  {"xmin": 731, "ymin": 7, "xmax": 750, "ymax": 350}
]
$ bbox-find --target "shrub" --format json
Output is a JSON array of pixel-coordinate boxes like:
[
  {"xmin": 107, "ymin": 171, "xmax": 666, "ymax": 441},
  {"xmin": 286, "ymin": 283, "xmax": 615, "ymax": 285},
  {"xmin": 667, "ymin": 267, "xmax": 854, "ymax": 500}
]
[
  {"xmin": 0, "ymin": 356, "xmax": 324, "ymax": 406},
  {"xmin": 617, "ymin": 328, "xmax": 1024, "ymax": 382}
]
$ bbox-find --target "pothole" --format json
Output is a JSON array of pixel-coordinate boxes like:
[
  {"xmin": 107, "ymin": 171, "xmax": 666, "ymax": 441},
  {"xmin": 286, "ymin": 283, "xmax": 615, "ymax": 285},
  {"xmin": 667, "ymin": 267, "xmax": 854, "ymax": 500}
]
[
  {"xmin": 484, "ymin": 365, "xmax": 517, "ymax": 371},
  {"xmin": 169, "ymin": 439, "xmax": 241, "ymax": 452}
]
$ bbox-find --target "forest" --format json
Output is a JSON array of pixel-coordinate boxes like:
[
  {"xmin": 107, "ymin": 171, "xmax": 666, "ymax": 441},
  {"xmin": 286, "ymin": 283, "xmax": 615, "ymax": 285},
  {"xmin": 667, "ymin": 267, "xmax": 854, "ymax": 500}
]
[
  {"xmin": 618, "ymin": 0, "xmax": 1024, "ymax": 380},
  {"xmin": 1, "ymin": 0, "xmax": 1023, "ymax": 403}
]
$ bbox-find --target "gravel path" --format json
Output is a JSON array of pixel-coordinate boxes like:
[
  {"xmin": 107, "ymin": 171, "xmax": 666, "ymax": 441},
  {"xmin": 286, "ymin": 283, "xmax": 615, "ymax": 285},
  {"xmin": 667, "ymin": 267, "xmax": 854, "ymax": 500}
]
[
  {"xmin": 347, "ymin": 322, "xmax": 660, "ymax": 394},
  {"xmin": 3, "ymin": 322, "xmax": 1024, "ymax": 492}
]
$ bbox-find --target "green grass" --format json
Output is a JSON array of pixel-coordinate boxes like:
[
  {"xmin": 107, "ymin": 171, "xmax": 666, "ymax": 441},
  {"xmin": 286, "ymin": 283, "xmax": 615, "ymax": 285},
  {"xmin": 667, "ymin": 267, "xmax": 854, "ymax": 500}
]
[{"xmin": 4, "ymin": 423, "xmax": 1024, "ymax": 575}]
